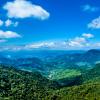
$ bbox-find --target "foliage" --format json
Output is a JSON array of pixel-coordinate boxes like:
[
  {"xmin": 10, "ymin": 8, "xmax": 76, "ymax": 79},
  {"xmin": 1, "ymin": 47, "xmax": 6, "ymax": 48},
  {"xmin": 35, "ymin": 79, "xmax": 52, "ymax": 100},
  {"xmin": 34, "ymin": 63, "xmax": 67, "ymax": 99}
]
[
  {"xmin": 0, "ymin": 65, "xmax": 59, "ymax": 100},
  {"xmin": 0, "ymin": 50, "xmax": 100, "ymax": 100}
]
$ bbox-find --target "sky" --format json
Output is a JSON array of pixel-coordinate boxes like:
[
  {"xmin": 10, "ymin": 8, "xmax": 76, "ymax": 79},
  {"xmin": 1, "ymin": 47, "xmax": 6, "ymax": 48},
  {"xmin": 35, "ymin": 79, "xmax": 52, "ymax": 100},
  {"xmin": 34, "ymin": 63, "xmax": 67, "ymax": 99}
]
[{"xmin": 0, "ymin": 0, "xmax": 100, "ymax": 51}]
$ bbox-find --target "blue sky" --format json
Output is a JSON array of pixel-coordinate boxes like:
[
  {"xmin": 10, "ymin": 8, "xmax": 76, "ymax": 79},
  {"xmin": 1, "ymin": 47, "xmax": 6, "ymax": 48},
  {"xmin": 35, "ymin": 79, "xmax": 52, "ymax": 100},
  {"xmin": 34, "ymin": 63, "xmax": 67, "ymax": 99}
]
[{"xmin": 0, "ymin": 0, "xmax": 100, "ymax": 51}]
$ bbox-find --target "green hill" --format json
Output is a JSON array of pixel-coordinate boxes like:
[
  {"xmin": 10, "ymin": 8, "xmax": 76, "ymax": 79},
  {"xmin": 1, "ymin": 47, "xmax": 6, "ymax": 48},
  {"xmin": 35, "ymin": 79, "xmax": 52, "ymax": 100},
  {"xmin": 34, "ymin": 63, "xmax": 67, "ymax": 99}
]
[
  {"xmin": 0, "ymin": 65, "xmax": 59, "ymax": 100},
  {"xmin": 47, "ymin": 82, "xmax": 100, "ymax": 100},
  {"xmin": 0, "ymin": 63, "xmax": 100, "ymax": 100},
  {"xmin": 82, "ymin": 63, "xmax": 100, "ymax": 83},
  {"xmin": 47, "ymin": 63, "xmax": 100, "ymax": 100}
]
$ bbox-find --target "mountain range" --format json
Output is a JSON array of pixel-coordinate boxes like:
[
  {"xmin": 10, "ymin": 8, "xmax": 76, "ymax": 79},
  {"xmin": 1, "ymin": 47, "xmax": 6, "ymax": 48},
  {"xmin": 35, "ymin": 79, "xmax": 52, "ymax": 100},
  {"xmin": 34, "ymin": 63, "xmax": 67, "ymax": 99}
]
[{"xmin": 0, "ymin": 61, "xmax": 100, "ymax": 100}]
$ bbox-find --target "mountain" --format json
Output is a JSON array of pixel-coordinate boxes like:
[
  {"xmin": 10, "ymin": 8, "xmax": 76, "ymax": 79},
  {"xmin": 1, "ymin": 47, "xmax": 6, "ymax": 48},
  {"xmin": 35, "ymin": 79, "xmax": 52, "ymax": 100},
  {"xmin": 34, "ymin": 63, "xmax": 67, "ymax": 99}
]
[
  {"xmin": 82, "ymin": 63, "xmax": 100, "ymax": 83},
  {"xmin": 46, "ymin": 49, "xmax": 100, "ymax": 69},
  {"xmin": 48, "ymin": 81, "xmax": 100, "ymax": 100},
  {"xmin": 86, "ymin": 49, "xmax": 100, "ymax": 54},
  {"xmin": 0, "ymin": 50, "xmax": 84, "ymax": 59},
  {"xmin": 0, "ymin": 65, "xmax": 59, "ymax": 100},
  {"xmin": 0, "ymin": 62, "xmax": 100, "ymax": 100},
  {"xmin": 83, "ymin": 49, "xmax": 100, "ymax": 63},
  {"xmin": 14, "ymin": 57, "xmax": 45, "ymax": 72},
  {"xmin": 46, "ymin": 63, "xmax": 100, "ymax": 100},
  {"xmin": 0, "ymin": 57, "xmax": 47, "ymax": 74},
  {"xmin": 0, "ymin": 49, "xmax": 100, "ymax": 83},
  {"xmin": 1, "ymin": 49, "xmax": 99, "ymax": 70}
]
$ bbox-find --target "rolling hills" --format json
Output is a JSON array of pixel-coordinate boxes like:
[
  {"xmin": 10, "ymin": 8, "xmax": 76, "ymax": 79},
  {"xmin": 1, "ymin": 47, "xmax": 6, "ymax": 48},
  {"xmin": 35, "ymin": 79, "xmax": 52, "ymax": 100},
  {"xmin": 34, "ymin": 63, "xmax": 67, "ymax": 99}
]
[
  {"xmin": 0, "ymin": 49, "xmax": 100, "ymax": 99},
  {"xmin": 0, "ymin": 62, "xmax": 100, "ymax": 100}
]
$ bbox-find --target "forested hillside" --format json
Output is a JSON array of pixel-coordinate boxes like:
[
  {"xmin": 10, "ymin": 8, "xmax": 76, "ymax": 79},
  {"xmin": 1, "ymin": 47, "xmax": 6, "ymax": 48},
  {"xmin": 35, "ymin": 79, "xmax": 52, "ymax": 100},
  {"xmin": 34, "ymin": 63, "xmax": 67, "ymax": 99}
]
[
  {"xmin": 0, "ymin": 65, "xmax": 59, "ymax": 100},
  {"xmin": 0, "ymin": 63, "xmax": 100, "ymax": 100}
]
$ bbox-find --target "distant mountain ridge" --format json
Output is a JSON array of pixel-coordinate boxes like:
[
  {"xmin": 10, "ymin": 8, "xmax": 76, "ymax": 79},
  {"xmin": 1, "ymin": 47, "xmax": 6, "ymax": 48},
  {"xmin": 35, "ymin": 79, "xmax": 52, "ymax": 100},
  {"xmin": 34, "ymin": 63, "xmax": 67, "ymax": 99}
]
[
  {"xmin": 0, "ymin": 49, "xmax": 100, "ymax": 74},
  {"xmin": 49, "ymin": 49, "xmax": 100, "ymax": 67}
]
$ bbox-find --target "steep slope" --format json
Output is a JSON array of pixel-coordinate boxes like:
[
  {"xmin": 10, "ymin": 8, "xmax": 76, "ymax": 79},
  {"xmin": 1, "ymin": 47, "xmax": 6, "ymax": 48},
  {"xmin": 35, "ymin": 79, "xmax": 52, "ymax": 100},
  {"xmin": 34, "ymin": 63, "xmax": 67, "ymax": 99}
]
[
  {"xmin": 46, "ymin": 63, "xmax": 100, "ymax": 100},
  {"xmin": 82, "ymin": 63, "xmax": 100, "ymax": 83},
  {"xmin": 14, "ymin": 57, "xmax": 45, "ymax": 72},
  {"xmin": 0, "ymin": 65, "xmax": 59, "ymax": 100},
  {"xmin": 0, "ymin": 63, "xmax": 100, "ymax": 100},
  {"xmin": 47, "ymin": 68, "xmax": 82, "ymax": 86},
  {"xmin": 47, "ymin": 82, "xmax": 100, "ymax": 100},
  {"xmin": 0, "ymin": 57, "xmax": 47, "ymax": 74}
]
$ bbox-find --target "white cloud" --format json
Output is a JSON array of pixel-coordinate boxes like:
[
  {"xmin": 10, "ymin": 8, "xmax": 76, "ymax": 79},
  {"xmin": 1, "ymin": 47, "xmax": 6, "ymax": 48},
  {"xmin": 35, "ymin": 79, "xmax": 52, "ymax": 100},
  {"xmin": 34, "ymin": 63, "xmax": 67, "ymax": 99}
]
[
  {"xmin": 5, "ymin": 19, "xmax": 12, "ymax": 27},
  {"xmin": 82, "ymin": 4, "xmax": 99, "ymax": 12},
  {"xmin": 0, "ymin": 39, "xmax": 100, "ymax": 51},
  {"xmin": 86, "ymin": 42, "xmax": 100, "ymax": 49},
  {"xmin": 5, "ymin": 19, "xmax": 19, "ymax": 27},
  {"xmin": 0, "ymin": 36, "xmax": 91, "ymax": 50},
  {"xmin": 0, "ymin": 30, "xmax": 21, "ymax": 39},
  {"xmin": 0, "ymin": 20, "xmax": 4, "ymax": 26},
  {"xmin": 0, "ymin": 19, "xmax": 19, "ymax": 27},
  {"xmin": 66, "ymin": 33, "xmax": 95, "ymax": 48},
  {"xmin": 3, "ymin": 0, "xmax": 50, "ymax": 20},
  {"xmin": 68, "ymin": 37, "xmax": 87, "ymax": 47},
  {"xmin": 94, "ymin": 42, "xmax": 100, "ymax": 47},
  {"xmin": 0, "ymin": 42, "xmax": 55, "ymax": 51},
  {"xmin": 0, "ymin": 33, "xmax": 96, "ymax": 51},
  {"xmin": 82, "ymin": 33, "xmax": 94, "ymax": 38},
  {"xmin": 25, "ymin": 42, "xmax": 55, "ymax": 49},
  {"xmin": 14, "ymin": 21, "xmax": 19, "ymax": 27},
  {"xmin": 0, "ymin": 45, "xmax": 23, "ymax": 51},
  {"xmin": 88, "ymin": 16, "xmax": 100, "ymax": 29}
]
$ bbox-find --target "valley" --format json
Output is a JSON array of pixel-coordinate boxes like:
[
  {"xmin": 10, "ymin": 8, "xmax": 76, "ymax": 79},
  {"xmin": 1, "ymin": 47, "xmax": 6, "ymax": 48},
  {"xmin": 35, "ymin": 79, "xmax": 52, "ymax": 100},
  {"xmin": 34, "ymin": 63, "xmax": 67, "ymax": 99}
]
[{"xmin": 0, "ymin": 49, "xmax": 100, "ymax": 100}]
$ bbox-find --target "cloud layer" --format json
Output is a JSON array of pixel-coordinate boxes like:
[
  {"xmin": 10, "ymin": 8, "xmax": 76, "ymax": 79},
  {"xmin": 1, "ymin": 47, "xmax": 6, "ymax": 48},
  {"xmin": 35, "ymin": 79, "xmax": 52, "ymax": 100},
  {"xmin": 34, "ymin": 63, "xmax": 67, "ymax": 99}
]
[{"xmin": 0, "ymin": 33, "xmax": 98, "ymax": 51}]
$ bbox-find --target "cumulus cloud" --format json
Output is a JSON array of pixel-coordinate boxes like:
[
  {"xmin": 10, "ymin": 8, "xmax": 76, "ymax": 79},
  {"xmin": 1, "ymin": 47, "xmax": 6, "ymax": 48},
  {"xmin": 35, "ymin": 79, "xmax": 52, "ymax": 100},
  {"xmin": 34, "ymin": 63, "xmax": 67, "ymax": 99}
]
[
  {"xmin": 0, "ymin": 19, "xmax": 19, "ymax": 27},
  {"xmin": 0, "ymin": 39, "xmax": 100, "ymax": 51},
  {"xmin": 68, "ymin": 37, "xmax": 87, "ymax": 47},
  {"xmin": 0, "ymin": 20, "xmax": 4, "ymax": 26},
  {"xmin": 0, "ymin": 42, "xmax": 55, "ymax": 51},
  {"xmin": 5, "ymin": 19, "xmax": 12, "ymax": 27},
  {"xmin": 25, "ymin": 42, "xmax": 56, "ymax": 50},
  {"xmin": 5, "ymin": 19, "xmax": 19, "ymax": 27},
  {"xmin": 67, "ymin": 33, "xmax": 95, "ymax": 48},
  {"xmin": 0, "ymin": 33, "xmax": 96, "ymax": 51},
  {"xmin": 82, "ymin": 4, "xmax": 99, "ymax": 12},
  {"xmin": 27, "ymin": 40, "xmax": 99, "ymax": 50},
  {"xmin": 82, "ymin": 33, "xmax": 94, "ymax": 38},
  {"xmin": 3, "ymin": 0, "xmax": 50, "ymax": 20},
  {"xmin": 14, "ymin": 21, "xmax": 19, "ymax": 27},
  {"xmin": 88, "ymin": 16, "xmax": 100, "ymax": 29},
  {"xmin": 0, "ymin": 39, "xmax": 87, "ymax": 51},
  {"xmin": 0, "ymin": 30, "xmax": 21, "ymax": 39}
]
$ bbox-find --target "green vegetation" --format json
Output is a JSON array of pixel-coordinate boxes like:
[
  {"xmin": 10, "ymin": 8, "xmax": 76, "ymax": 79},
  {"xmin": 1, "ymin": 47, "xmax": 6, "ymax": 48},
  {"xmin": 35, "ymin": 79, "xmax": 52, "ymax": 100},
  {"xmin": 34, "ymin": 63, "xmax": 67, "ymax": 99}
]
[
  {"xmin": 0, "ymin": 65, "xmax": 59, "ymax": 100},
  {"xmin": 48, "ymin": 69, "xmax": 81, "ymax": 80},
  {"xmin": 47, "ymin": 82, "xmax": 100, "ymax": 100},
  {"xmin": 0, "ymin": 62, "xmax": 100, "ymax": 100}
]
